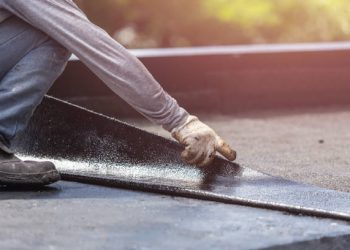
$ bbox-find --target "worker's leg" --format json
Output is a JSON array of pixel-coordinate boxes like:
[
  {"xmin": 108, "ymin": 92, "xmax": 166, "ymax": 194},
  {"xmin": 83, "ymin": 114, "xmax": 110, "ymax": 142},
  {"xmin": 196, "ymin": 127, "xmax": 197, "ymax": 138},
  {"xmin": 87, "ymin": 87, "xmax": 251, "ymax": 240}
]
[
  {"xmin": 0, "ymin": 16, "xmax": 69, "ymax": 186},
  {"xmin": 0, "ymin": 0, "xmax": 188, "ymax": 132},
  {"xmin": 0, "ymin": 16, "xmax": 71, "ymax": 153}
]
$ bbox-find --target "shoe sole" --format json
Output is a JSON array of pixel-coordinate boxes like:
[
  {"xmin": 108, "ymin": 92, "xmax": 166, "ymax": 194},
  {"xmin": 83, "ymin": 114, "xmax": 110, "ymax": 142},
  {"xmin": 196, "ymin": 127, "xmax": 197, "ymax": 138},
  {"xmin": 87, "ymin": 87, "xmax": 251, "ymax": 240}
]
[{"xmin": 0, "ymin": 169, "xmax": 61, "ymax": 186}]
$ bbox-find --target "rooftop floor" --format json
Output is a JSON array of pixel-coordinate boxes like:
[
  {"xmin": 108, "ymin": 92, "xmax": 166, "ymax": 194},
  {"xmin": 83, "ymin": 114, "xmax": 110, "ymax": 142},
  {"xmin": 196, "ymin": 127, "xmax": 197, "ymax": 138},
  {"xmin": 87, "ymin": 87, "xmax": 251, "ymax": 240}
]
[
  {"xmin": 5, "ymin": 99, "xmax": 350, "ymax": 249},
  {"xmin": 1, "ymin": 181, "xmax": 350, "ymax": 250},
  {"xmin": 126, "ymin": 105, "xmax": 350, "ymax": 193}
]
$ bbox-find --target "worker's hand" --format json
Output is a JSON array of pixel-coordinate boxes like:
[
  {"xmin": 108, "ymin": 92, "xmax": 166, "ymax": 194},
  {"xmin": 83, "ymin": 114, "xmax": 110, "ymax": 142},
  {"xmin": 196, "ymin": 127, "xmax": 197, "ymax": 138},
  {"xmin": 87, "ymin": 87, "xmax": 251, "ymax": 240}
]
[{"xmin": 171, "ymin": 115, "xmax": 236, "ymax": 167}]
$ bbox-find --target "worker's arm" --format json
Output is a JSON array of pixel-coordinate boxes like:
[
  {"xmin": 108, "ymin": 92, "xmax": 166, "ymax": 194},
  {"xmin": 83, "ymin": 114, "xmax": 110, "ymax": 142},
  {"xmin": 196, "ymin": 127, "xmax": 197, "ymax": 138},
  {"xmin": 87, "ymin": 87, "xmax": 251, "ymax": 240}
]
[{"xmin": 0, "ymin": 0, "xmax": 236, "ymax": 166}]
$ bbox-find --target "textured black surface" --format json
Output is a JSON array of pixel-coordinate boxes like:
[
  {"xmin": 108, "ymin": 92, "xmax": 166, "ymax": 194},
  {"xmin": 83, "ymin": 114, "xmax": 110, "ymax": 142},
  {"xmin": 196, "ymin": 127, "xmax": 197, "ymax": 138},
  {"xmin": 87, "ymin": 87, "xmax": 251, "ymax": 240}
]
[{"xmin": 13, "ymin": 96, "xmax": 350, "ymax": 222}]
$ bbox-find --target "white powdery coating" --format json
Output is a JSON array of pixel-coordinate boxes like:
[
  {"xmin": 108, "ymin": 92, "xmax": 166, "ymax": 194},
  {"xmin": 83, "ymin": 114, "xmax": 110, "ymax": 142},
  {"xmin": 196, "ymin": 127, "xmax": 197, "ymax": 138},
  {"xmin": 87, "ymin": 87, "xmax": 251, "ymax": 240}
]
[{"xmin": 19, "ymin": 155, "xmax": 203, "ymax": 186}]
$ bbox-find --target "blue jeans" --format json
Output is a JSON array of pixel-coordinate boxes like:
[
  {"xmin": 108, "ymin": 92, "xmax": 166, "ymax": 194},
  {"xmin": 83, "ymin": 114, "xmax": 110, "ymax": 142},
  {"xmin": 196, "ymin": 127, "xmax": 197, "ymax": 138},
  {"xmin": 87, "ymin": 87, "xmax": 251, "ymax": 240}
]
[{"xmin": 0, "ymin": 16, "xmax": 71, "ymax": 153}]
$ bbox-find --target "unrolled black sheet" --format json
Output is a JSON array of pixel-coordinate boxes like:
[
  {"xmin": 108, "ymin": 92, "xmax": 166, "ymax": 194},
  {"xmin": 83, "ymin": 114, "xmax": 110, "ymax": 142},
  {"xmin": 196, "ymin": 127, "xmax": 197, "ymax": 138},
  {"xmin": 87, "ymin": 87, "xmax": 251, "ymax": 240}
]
[{"xmin": 13, "ymin": 96, "xmax": 350, "ymax": 221}]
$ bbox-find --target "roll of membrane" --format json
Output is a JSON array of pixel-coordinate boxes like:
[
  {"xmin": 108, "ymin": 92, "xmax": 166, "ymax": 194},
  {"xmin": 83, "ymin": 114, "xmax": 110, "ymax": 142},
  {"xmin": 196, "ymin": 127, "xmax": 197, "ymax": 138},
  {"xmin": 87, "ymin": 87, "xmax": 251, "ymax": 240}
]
[{"xmin": 14, "ymin": 96, "xmax": 350, "ymax": 222}]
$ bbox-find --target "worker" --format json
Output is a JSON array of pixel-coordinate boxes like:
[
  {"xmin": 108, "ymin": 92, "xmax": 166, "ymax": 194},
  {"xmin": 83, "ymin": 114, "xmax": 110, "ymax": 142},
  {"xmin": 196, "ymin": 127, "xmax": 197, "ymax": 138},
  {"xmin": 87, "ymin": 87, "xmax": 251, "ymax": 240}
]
[{"xmin": 0, "ymin": 0, "xmax": 236, "ymax": 186}]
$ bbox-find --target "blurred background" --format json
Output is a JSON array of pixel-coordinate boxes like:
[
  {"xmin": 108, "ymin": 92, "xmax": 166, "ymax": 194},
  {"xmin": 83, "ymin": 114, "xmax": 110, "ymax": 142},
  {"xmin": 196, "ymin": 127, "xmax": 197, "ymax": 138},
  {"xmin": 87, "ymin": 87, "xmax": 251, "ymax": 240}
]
[{"xmin": 75, "ymin": 0, "xmax": 350, "ymax": 48}]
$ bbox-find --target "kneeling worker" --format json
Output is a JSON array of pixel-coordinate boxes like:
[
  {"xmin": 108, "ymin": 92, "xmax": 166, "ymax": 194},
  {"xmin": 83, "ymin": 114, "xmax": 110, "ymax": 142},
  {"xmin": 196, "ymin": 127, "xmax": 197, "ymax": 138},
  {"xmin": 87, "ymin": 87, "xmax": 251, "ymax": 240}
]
[{"xmin": 0, "ymin": 0, "xmax": 236, "ymax": 186}]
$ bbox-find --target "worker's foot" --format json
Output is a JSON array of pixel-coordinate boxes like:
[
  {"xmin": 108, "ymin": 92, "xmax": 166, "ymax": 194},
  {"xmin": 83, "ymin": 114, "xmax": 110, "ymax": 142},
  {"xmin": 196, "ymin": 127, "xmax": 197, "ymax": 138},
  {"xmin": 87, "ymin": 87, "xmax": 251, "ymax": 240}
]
[{"xmin": 0, "ymin": 149, "xmax": 60, "ymax": 187}]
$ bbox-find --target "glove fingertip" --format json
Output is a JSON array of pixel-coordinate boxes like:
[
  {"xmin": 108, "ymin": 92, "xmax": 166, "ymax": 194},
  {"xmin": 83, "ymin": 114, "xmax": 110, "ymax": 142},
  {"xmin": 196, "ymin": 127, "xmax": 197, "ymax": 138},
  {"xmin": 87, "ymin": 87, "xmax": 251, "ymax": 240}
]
[
  {"xmin": 217, "ymin": 141, "xmax": 237, "ymax": 161},
  {"xmin": 172, "ymin": 131, "xmax": 180, "ymax": 141}
]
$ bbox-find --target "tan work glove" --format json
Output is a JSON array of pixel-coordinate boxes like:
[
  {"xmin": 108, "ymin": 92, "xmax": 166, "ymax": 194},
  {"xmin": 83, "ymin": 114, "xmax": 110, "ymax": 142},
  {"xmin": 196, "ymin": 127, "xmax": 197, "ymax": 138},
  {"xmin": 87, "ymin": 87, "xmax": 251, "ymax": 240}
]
[{"xmin": 171, "ymin": 115, "xmax": 236, "ymax": 167}]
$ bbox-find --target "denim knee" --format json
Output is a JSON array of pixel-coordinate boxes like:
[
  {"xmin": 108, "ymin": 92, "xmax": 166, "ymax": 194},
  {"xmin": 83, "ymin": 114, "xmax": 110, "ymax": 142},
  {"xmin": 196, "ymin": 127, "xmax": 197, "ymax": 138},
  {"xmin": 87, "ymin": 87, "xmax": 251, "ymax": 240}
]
[
  {"xmin": 52, "ymin": 40, "xmax": 71, "ymax": 64},
  {"xmin": 44, "ymin": 37, "xmax": 71, "ymax": 67}
]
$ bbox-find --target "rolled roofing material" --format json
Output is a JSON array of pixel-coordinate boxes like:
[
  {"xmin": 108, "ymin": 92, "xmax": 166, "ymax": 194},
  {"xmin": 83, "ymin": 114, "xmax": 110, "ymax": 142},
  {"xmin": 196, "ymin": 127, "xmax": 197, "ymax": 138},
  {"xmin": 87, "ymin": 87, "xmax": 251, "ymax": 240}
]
[{"xmin": 14, "ymin": 96, "xmax": 350, "ymax": 221}]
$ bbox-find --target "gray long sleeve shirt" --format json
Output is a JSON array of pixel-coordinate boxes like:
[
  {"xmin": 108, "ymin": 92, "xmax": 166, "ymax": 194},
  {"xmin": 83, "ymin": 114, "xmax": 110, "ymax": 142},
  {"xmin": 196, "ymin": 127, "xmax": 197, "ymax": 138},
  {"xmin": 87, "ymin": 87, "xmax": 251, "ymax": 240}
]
[{"xmin": 0, "ymin": 1, "xmax": 189, "ymax": 131}]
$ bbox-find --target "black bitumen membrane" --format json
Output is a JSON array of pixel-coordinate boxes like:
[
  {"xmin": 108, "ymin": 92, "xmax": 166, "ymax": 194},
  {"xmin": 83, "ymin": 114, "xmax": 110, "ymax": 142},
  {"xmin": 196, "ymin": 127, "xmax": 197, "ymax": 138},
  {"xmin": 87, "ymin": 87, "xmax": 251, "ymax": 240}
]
[{"xmin": 12, "ymin": 96, "xmax": 350, "ymax": 223}]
